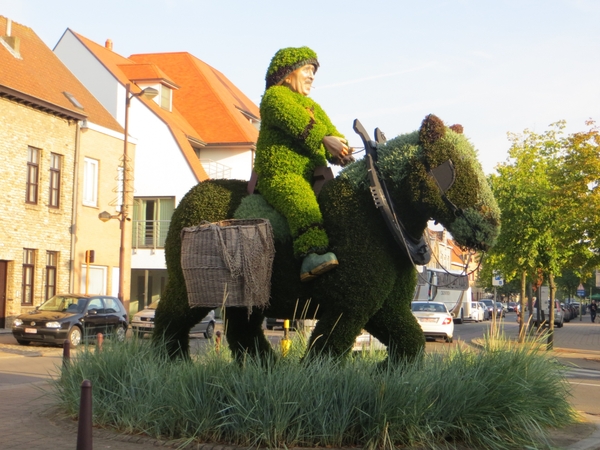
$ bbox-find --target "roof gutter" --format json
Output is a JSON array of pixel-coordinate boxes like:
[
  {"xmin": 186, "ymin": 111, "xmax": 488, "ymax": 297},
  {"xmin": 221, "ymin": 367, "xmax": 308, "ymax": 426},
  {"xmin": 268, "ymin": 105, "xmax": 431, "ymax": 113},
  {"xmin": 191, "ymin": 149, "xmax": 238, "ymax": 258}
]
[{"xmin": 0, "ymin": 85, "xmax": 87, "ymax": 121}]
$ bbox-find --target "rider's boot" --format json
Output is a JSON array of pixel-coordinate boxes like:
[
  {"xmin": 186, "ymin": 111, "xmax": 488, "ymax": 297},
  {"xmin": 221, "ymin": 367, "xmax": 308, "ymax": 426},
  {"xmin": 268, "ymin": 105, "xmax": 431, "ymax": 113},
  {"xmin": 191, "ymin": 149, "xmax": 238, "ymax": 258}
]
[{"xmin": 300, "ymin": 252, "xmax": 338, "ymax": 282}]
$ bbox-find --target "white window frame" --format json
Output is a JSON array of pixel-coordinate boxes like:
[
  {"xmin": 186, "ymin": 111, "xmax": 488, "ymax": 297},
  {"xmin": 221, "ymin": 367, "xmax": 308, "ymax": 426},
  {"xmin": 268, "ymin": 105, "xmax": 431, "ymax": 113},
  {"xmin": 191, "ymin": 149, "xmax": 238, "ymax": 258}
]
[{"xmin": 82, "ymin": 157, "xmax": 98, "ymax": 207}]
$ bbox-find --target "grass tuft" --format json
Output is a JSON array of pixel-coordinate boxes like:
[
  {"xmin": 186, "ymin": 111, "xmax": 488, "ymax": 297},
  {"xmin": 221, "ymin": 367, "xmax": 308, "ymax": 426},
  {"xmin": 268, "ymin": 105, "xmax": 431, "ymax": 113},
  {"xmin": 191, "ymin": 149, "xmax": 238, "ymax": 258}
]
[{"xmin": 50, "ymin": 331, "xmax": 577, "ymax": 449}]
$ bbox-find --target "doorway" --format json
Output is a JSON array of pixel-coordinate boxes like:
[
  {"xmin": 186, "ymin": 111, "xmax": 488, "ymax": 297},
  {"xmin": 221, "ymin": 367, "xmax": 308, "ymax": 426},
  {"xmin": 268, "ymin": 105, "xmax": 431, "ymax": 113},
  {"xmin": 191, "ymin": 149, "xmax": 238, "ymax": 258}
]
[{"xmin": 0, "ymin": 261, "xmax": 7, "ymax": 328}]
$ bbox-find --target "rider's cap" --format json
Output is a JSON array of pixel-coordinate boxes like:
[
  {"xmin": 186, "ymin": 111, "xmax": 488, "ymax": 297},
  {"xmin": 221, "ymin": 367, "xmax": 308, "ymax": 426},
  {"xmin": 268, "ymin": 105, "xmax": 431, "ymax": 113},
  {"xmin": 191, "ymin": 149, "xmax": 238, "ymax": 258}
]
[{"xmin": 265, "ymin": 46, "xmax": 319, "ymax": 90}]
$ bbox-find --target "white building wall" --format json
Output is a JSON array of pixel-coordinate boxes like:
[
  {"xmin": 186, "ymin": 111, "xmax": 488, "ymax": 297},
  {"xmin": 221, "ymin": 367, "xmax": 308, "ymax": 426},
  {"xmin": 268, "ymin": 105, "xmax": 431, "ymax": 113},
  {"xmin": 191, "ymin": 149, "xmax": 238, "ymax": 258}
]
[
  {"xmin": 54, "ymin": 31, "xmax": 121, "ymax": 117},
  {"xmin": 54, "ymin": 33, "xmax": 201, "ymax": 272},
  {"xmin": 200, "ymin": 147, "xmax": 254, "ymax": 181}
]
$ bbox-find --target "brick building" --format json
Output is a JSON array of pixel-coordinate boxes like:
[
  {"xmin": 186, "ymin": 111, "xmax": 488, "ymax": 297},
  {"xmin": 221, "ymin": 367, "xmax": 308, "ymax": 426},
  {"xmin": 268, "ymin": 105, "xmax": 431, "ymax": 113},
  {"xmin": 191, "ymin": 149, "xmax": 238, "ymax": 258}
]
[{"xmin": 0, "ymin": 17, "xmax": 126, "ymax": 328}]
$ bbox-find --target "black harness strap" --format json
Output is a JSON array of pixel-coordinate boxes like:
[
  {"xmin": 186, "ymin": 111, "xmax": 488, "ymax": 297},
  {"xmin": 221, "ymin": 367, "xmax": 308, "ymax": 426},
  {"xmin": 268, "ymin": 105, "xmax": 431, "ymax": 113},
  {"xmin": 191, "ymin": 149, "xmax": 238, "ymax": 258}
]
[{"xmin": 354, "ymin": 119, "xmax": 432, "ymax": 265}]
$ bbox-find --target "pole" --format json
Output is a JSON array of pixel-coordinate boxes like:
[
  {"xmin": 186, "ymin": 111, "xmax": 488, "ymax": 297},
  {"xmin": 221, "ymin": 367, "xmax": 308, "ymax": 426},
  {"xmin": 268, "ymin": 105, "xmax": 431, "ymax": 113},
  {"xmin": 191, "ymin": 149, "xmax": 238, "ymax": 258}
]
[
  {"xmin": 119, "ymin": 84, "xmax": 130, "ymax": 314},
  {"xmin": 85, "ymin": 251, "xmax": 90, "ymax": 295}
]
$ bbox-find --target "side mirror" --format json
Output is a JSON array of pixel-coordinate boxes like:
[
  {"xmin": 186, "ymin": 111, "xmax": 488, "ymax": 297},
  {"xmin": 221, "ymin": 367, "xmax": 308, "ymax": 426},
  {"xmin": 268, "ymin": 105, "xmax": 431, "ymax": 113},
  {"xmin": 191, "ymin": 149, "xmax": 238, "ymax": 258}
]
[{"xmin": 87, "ymin": 309, "xmax": 98, "ymax": 315}]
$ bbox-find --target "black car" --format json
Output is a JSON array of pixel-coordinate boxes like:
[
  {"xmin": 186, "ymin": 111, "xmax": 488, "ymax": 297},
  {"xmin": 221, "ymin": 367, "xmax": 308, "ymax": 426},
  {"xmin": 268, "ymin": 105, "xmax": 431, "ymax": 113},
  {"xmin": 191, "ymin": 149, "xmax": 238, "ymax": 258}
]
[{"xmin": 12, "ymin": 294, "xmax": 128, "ymax": 347}]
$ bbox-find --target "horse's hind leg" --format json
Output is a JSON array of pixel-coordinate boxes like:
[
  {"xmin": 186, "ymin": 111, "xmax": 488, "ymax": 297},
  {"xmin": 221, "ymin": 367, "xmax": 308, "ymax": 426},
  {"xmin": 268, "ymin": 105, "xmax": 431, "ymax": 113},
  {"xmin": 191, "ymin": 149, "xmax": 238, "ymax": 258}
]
[
  {"xmin": 225, "ymin": 306, "xmax": 274, "ymax": 362},
  {"xmin": 306, "ymin": 309, "xmax": 370, "ymax": 358}
]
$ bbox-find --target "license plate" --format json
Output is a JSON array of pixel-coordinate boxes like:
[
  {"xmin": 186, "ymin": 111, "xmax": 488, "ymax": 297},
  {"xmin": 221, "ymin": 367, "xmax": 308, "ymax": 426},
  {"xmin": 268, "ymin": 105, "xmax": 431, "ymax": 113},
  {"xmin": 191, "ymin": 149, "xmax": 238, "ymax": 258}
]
[
  {"xmin": 420, "ymin": 318, "xmax": 437, "ymax": 323},
  {"xmin": 25, "ymin": 328, "xmax": 37, "ymax": 334}
]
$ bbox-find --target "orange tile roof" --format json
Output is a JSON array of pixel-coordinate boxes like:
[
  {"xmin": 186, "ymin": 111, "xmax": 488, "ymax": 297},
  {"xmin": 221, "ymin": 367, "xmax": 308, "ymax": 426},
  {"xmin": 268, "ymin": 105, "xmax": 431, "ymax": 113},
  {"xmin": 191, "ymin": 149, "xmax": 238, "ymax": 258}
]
[
  {"xmin": 129, "ymin": 52, "xmax": 259, "ymax": 145},
  {"xmin": 118, "ymin": 63, "xmax": 179, "ymax": 89},
  {"xmin": 69, "ymin": 31, "xmax": 208, "ymax": 181},
  {"xmin": 0, "ymin": 16, "xmax": 121, "ymax": 132}
]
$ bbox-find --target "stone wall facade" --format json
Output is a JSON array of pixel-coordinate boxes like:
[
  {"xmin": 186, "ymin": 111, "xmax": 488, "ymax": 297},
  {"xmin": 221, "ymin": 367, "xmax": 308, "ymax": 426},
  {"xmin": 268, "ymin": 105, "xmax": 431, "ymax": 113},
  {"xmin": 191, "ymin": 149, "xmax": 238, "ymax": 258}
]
[{"xmin": 0, "ymin": 96, "xmax": 76, "ymax": 326}]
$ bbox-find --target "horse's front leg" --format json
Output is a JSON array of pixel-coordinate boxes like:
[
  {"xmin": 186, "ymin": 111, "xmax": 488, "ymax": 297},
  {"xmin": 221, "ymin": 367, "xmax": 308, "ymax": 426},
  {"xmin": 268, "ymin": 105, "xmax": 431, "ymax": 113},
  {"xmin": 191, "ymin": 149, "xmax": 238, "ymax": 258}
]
[
  {"xmin": 364, "ymin": 272, "xmax": 425, "ymax": 363},
  {"xmin": 225, "ymin": 306, "xmax": 274, "ymax": 363}
]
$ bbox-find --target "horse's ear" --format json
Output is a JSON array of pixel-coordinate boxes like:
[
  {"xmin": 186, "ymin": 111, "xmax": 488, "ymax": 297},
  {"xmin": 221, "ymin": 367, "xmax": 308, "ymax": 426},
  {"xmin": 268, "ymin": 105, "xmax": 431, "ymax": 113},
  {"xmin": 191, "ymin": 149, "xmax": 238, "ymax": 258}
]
[
  {"xmin": 449, "ymin": 124, "xmax": 464, "ymax": 134},
  {"xmin": 419, "ymin": 114, "xmax": 446, "ymax": 150}
]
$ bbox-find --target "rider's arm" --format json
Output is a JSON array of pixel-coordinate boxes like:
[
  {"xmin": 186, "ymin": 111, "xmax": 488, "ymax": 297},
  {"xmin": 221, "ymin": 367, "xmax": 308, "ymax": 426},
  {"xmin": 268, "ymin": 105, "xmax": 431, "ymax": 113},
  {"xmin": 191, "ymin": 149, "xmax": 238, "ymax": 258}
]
[{"xmin": 261, "ymin": 87, "xmax": 337, "ymax": 158}]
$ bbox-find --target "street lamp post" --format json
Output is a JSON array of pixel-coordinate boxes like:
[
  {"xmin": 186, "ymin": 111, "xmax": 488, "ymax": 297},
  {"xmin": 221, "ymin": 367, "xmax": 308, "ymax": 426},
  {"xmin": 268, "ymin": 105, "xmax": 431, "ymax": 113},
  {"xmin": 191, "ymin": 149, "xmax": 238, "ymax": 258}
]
[{"xmin": 99, "ymin": 83, "xmax": 158, "ymax": 313}]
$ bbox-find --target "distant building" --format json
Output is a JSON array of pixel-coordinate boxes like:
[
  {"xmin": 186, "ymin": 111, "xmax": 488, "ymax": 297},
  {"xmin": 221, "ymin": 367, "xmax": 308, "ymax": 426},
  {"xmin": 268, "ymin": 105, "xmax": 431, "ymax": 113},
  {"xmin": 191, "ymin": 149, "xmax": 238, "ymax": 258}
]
[
  {"xmin": 54, "ymin": 31, "xmax": 259, "ymax": 312},
  {"xmin": 425, "ymin": 227, "xmax": 484, "ymax": 301},
  {"xmin": 0, "ymin": 16, "xmax": 128, "ymax": 326}
]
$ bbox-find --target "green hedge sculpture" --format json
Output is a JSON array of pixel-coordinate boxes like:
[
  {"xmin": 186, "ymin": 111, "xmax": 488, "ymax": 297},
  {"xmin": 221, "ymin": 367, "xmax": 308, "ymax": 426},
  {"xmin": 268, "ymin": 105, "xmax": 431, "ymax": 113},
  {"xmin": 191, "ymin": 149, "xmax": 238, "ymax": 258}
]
[{"xmin": 153, "ymin": 114, "xmax": 500, "ymax": 363}]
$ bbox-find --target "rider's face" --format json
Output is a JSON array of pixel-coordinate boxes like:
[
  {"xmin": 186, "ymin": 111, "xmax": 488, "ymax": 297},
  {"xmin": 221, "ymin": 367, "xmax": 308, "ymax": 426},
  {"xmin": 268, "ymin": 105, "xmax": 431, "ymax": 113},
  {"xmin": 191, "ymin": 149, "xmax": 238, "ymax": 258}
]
[{"xmin": 282, "ymin": 64, "xmax": 315, "ymax": 96}]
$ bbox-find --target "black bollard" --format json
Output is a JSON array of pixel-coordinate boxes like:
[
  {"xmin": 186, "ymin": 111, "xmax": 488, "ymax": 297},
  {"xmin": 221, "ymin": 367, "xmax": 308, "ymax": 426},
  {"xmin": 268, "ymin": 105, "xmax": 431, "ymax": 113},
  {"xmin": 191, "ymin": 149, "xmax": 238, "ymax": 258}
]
[
  {"xmin": 62, "ymin": 340, "xmax": 70, "ymax": 369},
  {"xmin": 76, "ymin": 379, "xmax": 93, "ymax": 450}
]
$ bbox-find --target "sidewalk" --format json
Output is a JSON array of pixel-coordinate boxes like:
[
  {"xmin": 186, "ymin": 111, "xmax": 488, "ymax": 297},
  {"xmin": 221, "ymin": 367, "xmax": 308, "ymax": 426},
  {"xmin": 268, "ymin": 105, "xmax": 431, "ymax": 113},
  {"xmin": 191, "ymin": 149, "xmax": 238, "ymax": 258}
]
[{"xmin": 3, "ymin": 320, "xmax": 600, "ymax": 449}]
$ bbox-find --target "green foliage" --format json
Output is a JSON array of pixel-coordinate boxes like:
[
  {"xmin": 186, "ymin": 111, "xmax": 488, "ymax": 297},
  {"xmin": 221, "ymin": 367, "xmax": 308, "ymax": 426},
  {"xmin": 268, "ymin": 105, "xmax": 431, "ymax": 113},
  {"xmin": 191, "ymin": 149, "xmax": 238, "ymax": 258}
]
[
  {"xmin": 484, "ymin": 120, "xmax": 600, "ymax": 291},
  {"xmin": 157, "ymin": 114, "xmax": 499, "ymax": 364},
  {"xmin": 52, "ymin": 336, "xmax": 577, "ymax": 449},
  {"xmin": 255, "ymin": 85, "xmax": 345, "ymax": 256}
]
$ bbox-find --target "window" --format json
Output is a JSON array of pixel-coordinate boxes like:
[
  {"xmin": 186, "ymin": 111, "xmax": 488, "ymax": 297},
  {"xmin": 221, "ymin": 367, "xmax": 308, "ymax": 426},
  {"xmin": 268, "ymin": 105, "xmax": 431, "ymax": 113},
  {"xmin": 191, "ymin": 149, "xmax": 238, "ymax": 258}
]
[
  {"xmin": 132, "ymin": 197, "xmax": 175, "ymax": 248},
  {"xmin": 82, "ymin": 157, "xmax": 98, "ymax": 206},
  {"xmin": 45, "ymin": 251, "xmax": 57, "ymax": 300},
  {"xmin": 26, "ymin": 147, "xmax": 40, "ymax": 204},
  {"xmin": 160, "ymin": 85, "xmax": 172, "ymax": 111},
  {"xmin": 22, "ymin": 249, "xmax": 35, "ymax": 305},
  {"xmin": 104, "ymin": 297, "xmax": 120, "ymax": 314},
  {"xmin": 49, "ymin": 153, "xmax": 62, "ymax": 208}
]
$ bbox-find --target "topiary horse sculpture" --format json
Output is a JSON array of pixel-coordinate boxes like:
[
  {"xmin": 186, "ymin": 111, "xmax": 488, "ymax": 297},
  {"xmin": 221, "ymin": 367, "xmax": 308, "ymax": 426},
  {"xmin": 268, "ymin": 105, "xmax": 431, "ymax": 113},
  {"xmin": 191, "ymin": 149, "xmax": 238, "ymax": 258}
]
[{"xmin": 153, "ymin": 114, "xmax": 500, "ymax": 363}]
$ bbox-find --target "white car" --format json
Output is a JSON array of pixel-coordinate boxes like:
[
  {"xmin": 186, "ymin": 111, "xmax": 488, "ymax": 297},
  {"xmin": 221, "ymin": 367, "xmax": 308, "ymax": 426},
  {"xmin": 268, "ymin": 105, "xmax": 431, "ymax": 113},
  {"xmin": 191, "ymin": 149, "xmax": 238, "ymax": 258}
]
[
  {"xmin": 411, "ymin": 301, "xmax": 454, "ymax": 343},
  {"xmin": 469, "ymin": 301, "xmax": 485, "ymax": 322},
  {"xmin": 131, "ymin": 299, "xmax": 216, "ymax": 338}
]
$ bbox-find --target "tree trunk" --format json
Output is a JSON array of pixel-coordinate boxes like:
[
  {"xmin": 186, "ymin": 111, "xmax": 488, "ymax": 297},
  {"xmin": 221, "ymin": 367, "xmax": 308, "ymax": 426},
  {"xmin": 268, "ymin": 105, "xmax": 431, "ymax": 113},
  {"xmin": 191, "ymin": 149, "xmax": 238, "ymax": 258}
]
[
  {"xmin": 518, "ymin": 270, "xmax": 527, "ymax": 343},
  {"xmin": 547, "ymin": 271, "xmax": 556, "ymax": 350}
]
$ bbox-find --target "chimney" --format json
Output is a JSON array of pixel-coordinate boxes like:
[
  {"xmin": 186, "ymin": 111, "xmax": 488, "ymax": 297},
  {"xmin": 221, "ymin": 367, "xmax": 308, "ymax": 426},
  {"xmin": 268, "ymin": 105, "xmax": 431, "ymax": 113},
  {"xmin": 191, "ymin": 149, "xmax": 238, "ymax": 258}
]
[
  {"xmin": 2, "ymin": 18, "xmax": 20, "ymax": 56},
  {"xmin": 105, "ymin": 39, "xmax": 113, "ymax": 51}
]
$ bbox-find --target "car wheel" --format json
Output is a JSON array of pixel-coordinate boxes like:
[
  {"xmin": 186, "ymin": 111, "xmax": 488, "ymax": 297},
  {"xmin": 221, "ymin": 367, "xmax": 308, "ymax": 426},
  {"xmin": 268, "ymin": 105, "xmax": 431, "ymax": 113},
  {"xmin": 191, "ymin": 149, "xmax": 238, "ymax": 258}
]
[
  {"xmin": 204, "ymin": 322, "xmax": 215, "ymax": 339},
  {"xmin": 68, "ymin": 326, "xmax": 82, "ymax": 347},
  {"xmin": 115, "ymin": 325, "xmax": 126, "ymax": 342},
  {"xmin": 445, "ymin": 336, "xmax": 453, "ymax": 343},
  {"xmin": 16, "ymin": 339, "xmax": 30, "ymax": 346},
  {"xmin": 558, "ymin": 321, "xmax": 564, "ymax": 328}
]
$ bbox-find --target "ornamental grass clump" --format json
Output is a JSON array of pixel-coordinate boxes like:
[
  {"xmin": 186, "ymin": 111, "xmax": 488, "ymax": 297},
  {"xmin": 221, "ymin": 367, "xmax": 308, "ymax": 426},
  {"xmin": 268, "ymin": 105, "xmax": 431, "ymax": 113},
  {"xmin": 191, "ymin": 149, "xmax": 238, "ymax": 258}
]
[{"xmin": 51, "ymin": 332, "xmax": 577, "ymax": 449}]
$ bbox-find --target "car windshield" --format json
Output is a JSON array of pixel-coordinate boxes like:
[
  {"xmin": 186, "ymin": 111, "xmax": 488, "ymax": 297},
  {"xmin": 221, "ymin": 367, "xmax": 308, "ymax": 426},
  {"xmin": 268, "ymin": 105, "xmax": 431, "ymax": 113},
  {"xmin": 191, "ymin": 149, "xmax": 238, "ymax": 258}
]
[
  {"xmin": 38, "ymin": 295, "xmax": 84, "ymax": 313},
  {"xmin": 412, "ymin": 303, "xmax": 447, "ymax": 313}
]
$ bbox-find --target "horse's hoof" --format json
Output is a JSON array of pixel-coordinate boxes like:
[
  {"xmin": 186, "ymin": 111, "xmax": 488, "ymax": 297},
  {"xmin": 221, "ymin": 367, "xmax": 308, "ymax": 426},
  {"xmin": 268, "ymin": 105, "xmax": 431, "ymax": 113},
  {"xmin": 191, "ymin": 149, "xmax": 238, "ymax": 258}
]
[{"xmin": 300, "ymin": 252, "xmax": 339, "ymax": 282}]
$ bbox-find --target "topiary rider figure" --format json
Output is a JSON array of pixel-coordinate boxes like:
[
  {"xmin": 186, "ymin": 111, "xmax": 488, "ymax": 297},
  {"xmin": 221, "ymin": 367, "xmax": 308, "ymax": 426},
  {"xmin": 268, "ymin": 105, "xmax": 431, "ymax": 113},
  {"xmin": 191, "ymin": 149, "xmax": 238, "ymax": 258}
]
[{"xmin": 255, "ymin": 46, "xmax": 353, "ymax": 282}]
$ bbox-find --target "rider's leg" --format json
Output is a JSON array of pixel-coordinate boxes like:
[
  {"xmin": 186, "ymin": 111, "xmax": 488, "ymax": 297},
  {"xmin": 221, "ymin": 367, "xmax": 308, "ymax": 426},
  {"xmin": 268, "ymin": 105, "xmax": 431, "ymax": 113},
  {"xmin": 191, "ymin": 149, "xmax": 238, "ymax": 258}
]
[{"xmin": 258, "ymin": 173, "xmax": 338, "ymax": 281}]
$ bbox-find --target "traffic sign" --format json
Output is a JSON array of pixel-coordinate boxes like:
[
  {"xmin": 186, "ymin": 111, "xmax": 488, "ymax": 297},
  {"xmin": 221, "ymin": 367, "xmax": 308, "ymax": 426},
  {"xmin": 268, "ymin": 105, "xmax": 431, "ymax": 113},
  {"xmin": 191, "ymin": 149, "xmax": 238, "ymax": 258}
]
[
  {"xmin": 577, "ymin": 283, "xmax": 586, "ymax": 297},
  {"xmin": 492, "ymin": 273, "xmax": 504, "ymax": 286}
]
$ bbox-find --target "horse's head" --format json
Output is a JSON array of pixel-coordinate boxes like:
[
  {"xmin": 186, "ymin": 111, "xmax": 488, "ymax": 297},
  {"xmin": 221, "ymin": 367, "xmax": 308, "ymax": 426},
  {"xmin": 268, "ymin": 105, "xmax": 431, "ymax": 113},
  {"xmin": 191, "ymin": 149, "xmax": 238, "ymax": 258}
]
[{"xmin": 341, "ymin": 114, "xmax": 500, "ymax": 253}]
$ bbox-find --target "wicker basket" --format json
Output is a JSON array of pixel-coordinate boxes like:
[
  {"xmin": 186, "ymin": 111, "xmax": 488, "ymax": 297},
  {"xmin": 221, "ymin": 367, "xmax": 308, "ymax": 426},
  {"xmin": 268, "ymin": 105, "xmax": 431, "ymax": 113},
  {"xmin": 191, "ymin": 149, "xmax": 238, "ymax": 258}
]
[{"xmin": 180, "ymin": 219, "xmax": 275, "ymax": 308}]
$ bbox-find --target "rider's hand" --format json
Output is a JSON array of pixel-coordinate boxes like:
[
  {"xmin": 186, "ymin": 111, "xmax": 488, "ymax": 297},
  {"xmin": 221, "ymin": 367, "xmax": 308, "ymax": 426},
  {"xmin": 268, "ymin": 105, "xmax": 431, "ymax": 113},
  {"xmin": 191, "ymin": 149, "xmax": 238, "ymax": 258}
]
[
  {"xmin": 323, "ymin": 136, "xmax": 349, "ymax": 160},
  {"xmin": 330, "ymin": 153, "xmax": 356, "ymax": 167}
]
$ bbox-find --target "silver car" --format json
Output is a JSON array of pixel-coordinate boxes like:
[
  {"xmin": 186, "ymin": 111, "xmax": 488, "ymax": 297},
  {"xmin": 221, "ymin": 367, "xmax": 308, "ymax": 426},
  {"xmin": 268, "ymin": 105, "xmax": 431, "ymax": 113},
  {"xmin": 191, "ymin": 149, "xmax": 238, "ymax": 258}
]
[{"xmin": 131, "ymin": 299, "xmax": 216, "ymax": 338}]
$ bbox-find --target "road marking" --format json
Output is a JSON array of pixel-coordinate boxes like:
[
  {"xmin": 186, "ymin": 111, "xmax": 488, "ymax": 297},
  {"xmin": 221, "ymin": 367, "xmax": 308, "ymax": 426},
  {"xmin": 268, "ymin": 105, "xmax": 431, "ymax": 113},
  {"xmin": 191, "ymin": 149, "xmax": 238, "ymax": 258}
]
[{"xmin": 569, "ymin": 382, "xmax": 600, "ymax": 387}]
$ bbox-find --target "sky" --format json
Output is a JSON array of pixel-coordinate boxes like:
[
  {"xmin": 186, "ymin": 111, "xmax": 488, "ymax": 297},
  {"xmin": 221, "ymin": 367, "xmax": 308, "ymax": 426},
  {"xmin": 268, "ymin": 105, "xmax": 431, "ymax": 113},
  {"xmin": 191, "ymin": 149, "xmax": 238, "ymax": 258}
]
[{"xmin": 2, "ymin": 0, "xmax": 599, "ymax": 174}]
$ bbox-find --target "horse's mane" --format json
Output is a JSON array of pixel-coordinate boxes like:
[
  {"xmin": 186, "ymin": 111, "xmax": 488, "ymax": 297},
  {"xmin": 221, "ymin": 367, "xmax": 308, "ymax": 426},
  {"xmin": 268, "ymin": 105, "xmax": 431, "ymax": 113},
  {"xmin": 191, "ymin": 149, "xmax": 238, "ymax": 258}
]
[
  {"xmin": 338, "ymin": 130, "xmax": 421, "ymax": 190},
  {"xmin": 339, "ymin": 127, "xmax": 495, "ymax": 219}
]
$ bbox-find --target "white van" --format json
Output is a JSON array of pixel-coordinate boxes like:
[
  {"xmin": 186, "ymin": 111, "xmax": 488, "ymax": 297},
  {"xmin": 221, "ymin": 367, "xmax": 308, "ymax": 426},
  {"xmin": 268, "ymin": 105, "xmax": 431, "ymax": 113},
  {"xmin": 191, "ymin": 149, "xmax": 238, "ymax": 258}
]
[{"xmin": 467, "ymin": 301, "xmax": 485, "ymax": 322}]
